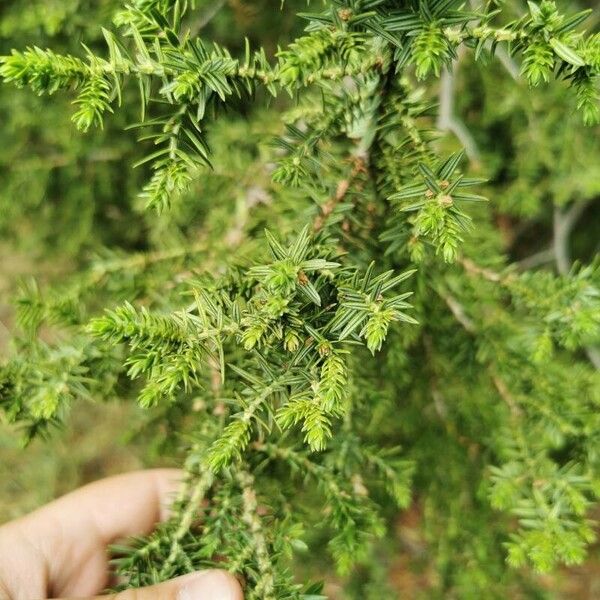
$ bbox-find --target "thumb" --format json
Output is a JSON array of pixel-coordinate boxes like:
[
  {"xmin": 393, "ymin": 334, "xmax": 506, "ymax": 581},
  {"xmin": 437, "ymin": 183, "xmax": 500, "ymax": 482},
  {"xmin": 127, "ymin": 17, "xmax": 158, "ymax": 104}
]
[{"xmin": 60, "ymin": 570, "xmax": 243, "ymax": 600}]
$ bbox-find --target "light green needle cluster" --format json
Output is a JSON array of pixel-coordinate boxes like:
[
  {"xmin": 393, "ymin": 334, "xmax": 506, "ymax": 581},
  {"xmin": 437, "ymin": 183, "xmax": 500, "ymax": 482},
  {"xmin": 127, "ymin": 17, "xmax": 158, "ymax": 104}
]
[{"xmin": 0, "ymin": 0, "xmax": 599, "ymax": 597}]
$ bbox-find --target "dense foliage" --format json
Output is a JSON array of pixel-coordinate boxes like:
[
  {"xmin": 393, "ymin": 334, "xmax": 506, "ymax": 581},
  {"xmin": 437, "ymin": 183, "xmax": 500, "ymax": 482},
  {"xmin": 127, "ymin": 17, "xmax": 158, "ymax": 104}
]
[{"xmin": 1, "ymin": 0, "xmax": 599, "ymax": 597}]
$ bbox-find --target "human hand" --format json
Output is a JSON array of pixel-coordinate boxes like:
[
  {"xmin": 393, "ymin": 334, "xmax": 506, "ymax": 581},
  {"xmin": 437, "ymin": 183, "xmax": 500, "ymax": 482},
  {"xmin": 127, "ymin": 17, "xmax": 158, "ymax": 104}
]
[{"xmin": 0, "ymin": 470, "xmax": 243, "ymax": 600}]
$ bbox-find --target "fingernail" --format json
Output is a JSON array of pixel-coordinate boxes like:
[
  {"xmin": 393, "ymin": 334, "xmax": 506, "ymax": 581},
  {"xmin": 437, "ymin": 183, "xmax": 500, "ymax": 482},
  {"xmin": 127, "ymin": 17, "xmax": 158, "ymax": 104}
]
[{"xmin": 177, "ymin": 570, "xmax": 241, "ymax": 600}]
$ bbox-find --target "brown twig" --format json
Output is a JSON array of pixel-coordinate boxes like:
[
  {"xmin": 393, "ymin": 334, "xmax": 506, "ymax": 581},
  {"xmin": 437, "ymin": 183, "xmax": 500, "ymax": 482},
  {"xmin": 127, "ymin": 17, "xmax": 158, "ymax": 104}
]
[
  {"xmin": 459, "ymin": 257, "xmax": 506, "ymax": 283},
  {"xmin": 492, "ymin": 374, "xmax": 523, "ymax": 418},
  {"xmin": 313, "ymin": 155, "xmax": 367, "ymax": 232}
]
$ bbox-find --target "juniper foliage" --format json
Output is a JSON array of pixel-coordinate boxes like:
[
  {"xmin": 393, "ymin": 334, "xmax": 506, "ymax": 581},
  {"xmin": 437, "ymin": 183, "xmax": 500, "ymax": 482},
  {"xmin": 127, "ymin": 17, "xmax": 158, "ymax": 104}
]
[{"xmin": 1, "ymin": 0, "xmax": 600, "ymax": 597}]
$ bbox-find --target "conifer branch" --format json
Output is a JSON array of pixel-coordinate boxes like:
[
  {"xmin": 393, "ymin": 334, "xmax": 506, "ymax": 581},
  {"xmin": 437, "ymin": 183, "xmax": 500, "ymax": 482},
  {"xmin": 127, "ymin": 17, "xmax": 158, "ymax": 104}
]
[
  {"xmin": 160, "ymin": 470, "xmax": 214, "ymax": 575},
  {"xmin": 1, "ymin": 0, "xmax": 600, "ymax": 594},
  {"xmin": 553, "ymin": 202, "xmax": 600, "ymax": 369},
  {"xmin": 237, "ymin": 470, "xmax": 276, "ymax": 600}
]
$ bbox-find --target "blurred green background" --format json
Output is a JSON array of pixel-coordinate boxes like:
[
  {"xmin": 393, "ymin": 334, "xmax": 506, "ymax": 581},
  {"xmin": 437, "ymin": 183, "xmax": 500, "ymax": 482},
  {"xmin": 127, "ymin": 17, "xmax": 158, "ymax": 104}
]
[{"xmin": 1, "ymin": 1, "xmax": 599, "ymax": 597}]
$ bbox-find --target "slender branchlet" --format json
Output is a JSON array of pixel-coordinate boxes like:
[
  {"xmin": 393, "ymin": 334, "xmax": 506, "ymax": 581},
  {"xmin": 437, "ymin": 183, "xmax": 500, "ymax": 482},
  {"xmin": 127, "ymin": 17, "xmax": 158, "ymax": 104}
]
[{"xmin": 1, "ymin": 0, "xmax": 599, "ymax": 596}]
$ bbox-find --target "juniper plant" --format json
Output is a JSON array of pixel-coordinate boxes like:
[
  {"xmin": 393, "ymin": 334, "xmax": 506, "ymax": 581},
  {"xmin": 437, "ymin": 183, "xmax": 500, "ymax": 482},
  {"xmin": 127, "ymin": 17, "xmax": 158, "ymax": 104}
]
[{"xmin": 1, "ymin": 0, "xmax": 599, "ymax": 597}]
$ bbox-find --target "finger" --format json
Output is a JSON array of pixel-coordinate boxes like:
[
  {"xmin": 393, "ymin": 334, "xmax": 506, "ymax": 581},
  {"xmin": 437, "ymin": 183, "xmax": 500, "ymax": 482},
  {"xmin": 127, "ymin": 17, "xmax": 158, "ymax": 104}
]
[
  {"xmin": 23, "ymin": 468, "xmax": 184, "ymax": 545},
  {"xmin": 0, "ymin": 469, "xmax": 183, "ymax": 598},
  {"xmin": 57, "ymin": 570, "xmax": 243, "ymax": 600}
]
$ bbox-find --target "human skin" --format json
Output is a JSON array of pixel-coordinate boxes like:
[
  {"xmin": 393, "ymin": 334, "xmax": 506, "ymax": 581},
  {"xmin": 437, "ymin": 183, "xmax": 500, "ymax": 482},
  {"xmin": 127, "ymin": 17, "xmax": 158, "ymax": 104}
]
[{"xmin": 0, "ymin": 470, "xmax": 243, "ymax": 600}]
